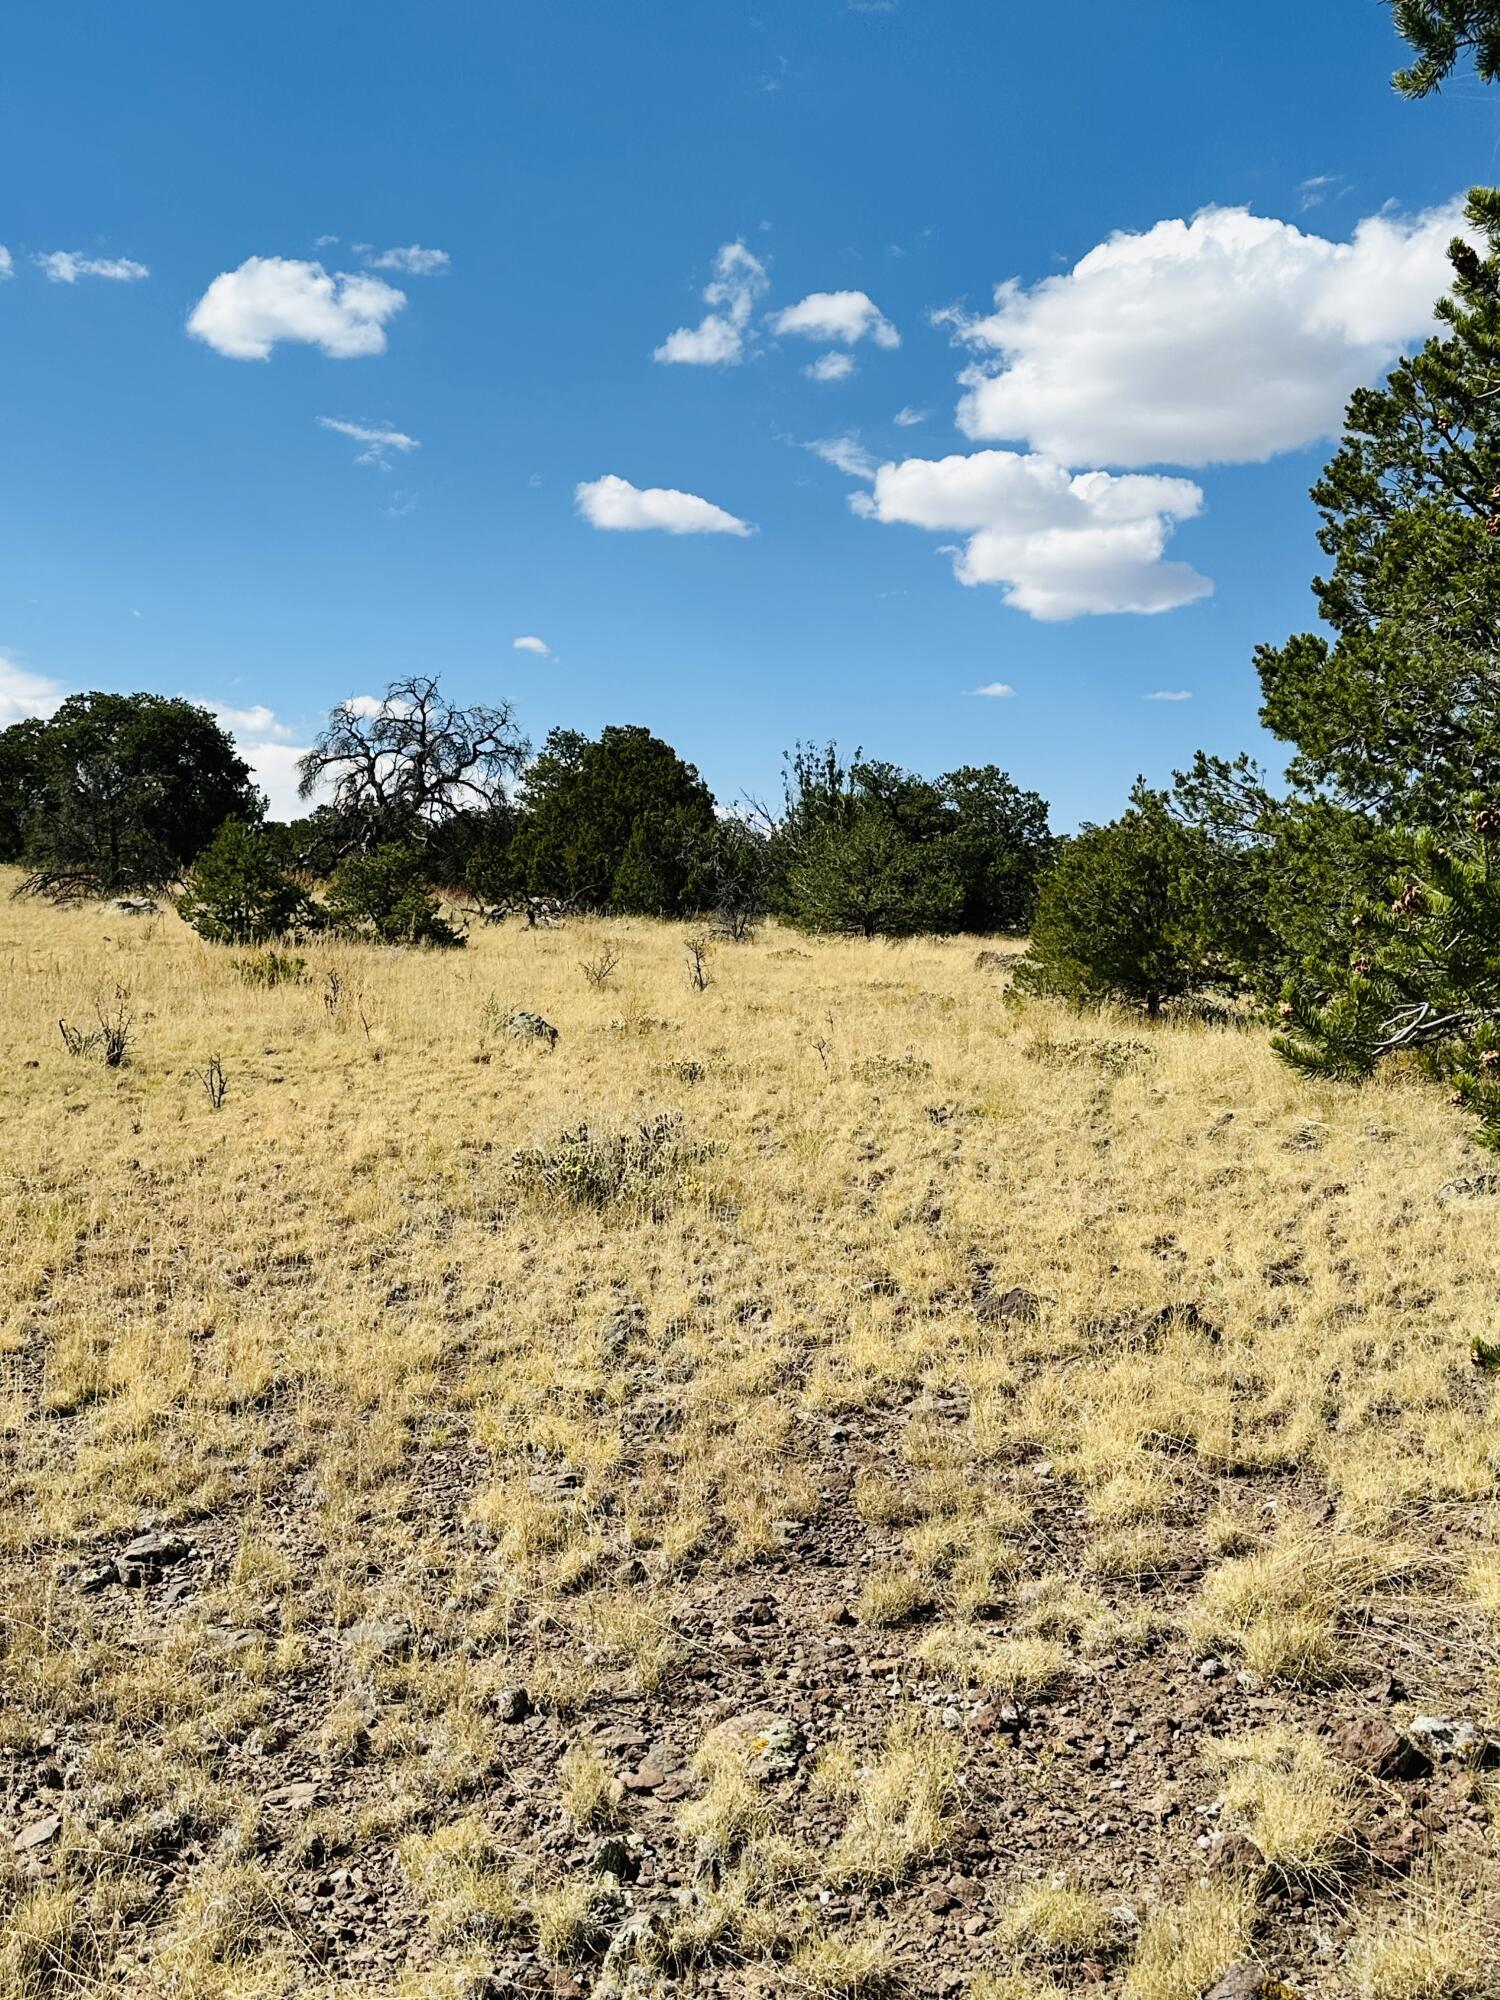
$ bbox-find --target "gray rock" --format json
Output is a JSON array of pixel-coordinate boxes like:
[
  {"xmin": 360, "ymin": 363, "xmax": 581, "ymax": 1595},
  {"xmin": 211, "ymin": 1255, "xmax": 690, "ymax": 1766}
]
[
  {"xmin": 345, "ymin": 1614, "xmax": 414, "ymax": 1662},
  {"xmin": 1407, "ymin": 1715, "xmax": 1499, "ymax": 1766},
  {"xmin": 505, "ymin": 1010, "xmax": 558, "ymax": 1047},
  {"xmin": 13, "ymin": 1813, "xmax": 61, "ymax": 1853},
  {"xmin": 1438, "ymin": 1172, "xmax": 1500, "ymax": 1202},
  {"xmin": 1203, "ymin": 1967, "xmax": 1295, "ymax": 2000},
  {"xmin": 120, "ymin": 1531, "xmax": 188, "ymax": 1570},
  {"xmin": 493, "ymin": 1685, "xmax": 531, "ymax": 1724}
]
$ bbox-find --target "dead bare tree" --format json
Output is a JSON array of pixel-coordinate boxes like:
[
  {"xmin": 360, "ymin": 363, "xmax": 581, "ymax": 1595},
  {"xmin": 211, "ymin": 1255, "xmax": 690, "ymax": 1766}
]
[{"xmin": 296, "ymin": 677, "xmax": 529, "ymax": 858}]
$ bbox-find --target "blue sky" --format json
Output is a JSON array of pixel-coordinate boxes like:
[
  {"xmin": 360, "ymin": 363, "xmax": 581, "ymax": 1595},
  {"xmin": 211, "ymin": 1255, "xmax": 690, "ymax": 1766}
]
[{"xmin": 0, "ymin": 0, "xmax": 1492, "ymax": 827}]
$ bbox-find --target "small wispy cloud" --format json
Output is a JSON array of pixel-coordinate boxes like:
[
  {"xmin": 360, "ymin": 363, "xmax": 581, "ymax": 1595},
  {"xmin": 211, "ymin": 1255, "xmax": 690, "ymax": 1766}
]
[
  {"xmin": 804, "ymin": 435, "xmax": 877, "ymax": 479},
  {"xmin": 805, "ymin": 351, "xmax": 856, "ymax": 383},
  {"xmin": 364, "ymin": 244, "xmax": 450, "ymax": 275},
  {"xmin": 1297, "ymin": 173, "xmax": 1348, "ymax": 212},
  {"xmin": 0, "ymin": 247, "xmax": 13, "ymax": 281},
  {"xmin": 512, "ymin": 635, "xmax": 551, "ymax": 656},
  {"xmin": 893, "ymin": 406, "xmax": 928, "ymax": 427},
  {"xmin": 969, "ymin": 681, "xmax": 1016, "ymax": 698},
  {"xmin": 38, "ymin": 251, "xmax": 149, "ymax": 284},
  {"xmin": 317, "ymin": 415, "xmax": 420, "ymax": 469},
  {"xmin": 1142, "ymin": 689, "xmax": 1193, "ymax": 701}
]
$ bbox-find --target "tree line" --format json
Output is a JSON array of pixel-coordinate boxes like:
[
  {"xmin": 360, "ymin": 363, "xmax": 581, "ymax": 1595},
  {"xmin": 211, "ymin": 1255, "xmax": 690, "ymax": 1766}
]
[{"xmin": 0, "ymin": 676, "xmax": 1056, "ymax": 945}]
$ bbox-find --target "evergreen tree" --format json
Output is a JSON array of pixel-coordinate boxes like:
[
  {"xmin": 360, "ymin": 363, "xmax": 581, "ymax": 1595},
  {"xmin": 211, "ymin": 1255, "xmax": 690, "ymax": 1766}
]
[
  {"xmin": 1015, "ymin": 785, "xmax": 1244, "ymax": 1016},
  {"xmin": 770, "ymin": 742, "xmax": 1052, "ymax": 937},
  {"xmin": 179, "ymin": 820, "xmax": 313, "ymax": 944},
  {"xmin": 1390, "ymin": 1, "xmax": 1500, "ymax": 95},
  {"xmin": 324, "ymin": 844, "xmax": 464, "ymax": 947},
  {"xmin": 784, "ymin": 811, "xmax": 962, "ymax": 938},
  {"xmin": 1257, "ymin": 189, "xmax": 1500, "ymax": 831},
  {"xmin": 507, "ymin": 725, "xmax": 719, "ymax": 915},
  {"xmin": 1274, "ymin": 808, "xmax": 1500, "ymax": 1147},
  {"xmin": 9, "ymin": 693, "xmax": 260, "ymax": 898},
  {"xmin": 938, "ymin": 764, "xmax": 1057, "ymax": 932}
]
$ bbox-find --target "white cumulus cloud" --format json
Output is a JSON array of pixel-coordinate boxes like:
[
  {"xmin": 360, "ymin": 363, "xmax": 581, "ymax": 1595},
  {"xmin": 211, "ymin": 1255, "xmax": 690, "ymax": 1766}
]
[
  {"xmin": 805, "ymin": 351, "xmax": 856, "ymax": 383},
  {"xmin": 187, "ymin": 257, "xmax": 406, "ymax": 361},
  {"xmin": 575, "ymin": 474, "xmax": 753, "ymax": 536},
  {"xmin": 364, "ymin": 245, "xmax": 449, "ymax": 274},
  {"xmin": 512, "ymin": 635, "xmax": 551, "ymax": 656},
  {"xmin": 853, "ymin": 448, "xmax": 1211, "ymax": 620},
  {"xmin": 947, "ymin": 199, "xmax": 1468, "ymax": 467},
  {"xmin": 771, "ymin": 288, "xmax": 899, "ymax": 349},
  {"xmin": 654, "ymin": 240, "xmax": 769, "ymax": 366},
  {"xmin": 1143, "ymin": 689, "xmax": 1193, "ymax": 700},
  {"xmin": 969, "ymin": 681, "xmax": 1015, "ymax": 697},
  {"xmin": 0, "ymin": 652, "xmax": 65, "ymax": 725},
  {"xmin": 196, "ymin": 700, "xmax": 309, "ymax": 817},
  {"xmin": 316, "ymin": 415, "xmax": 420, "ymax": 468},
  {"xmin": 38, "ymin": 252, "xmax": 149, "ymax": 284},
  {"xmin": 207, "ymin": 702, "xmax": 297, "ymax": 742},
  {"xmin": 0, "ymin": 247, "xmax": 12, "ymax": 281},
  {"xmin": 893, "ymin": 406, "xmax": 928, "ymax": 427}
]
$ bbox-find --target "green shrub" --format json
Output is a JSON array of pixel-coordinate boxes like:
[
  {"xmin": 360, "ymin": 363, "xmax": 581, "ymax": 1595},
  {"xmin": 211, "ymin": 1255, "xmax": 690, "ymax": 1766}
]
[
  {"xmin": 1015, "ymin": 786, "xmax": 1246, "ymax": 1017},
  {"xmin": 324, "ymin": 844, "xmax": 465, "ymax": 948},
  {"xmin": 179, "ymin": 820, "xmax": 312, "ymax": 945}
]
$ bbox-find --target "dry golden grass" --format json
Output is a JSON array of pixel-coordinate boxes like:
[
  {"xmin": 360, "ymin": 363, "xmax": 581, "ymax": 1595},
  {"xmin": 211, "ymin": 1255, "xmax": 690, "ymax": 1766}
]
[{"xmin": 4, "ymin": 881, "xmax": 1500, "ymax": 1993}]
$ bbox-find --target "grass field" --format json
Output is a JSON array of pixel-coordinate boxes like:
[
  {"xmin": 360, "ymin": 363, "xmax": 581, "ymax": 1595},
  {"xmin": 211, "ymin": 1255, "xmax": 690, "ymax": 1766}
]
[{"xmin": 3, "ymin": 880, "xmax": 1499, "ymax": 1997}]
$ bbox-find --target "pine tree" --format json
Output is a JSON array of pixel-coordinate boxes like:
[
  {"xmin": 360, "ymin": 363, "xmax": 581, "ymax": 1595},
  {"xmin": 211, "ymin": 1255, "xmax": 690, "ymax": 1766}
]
[
  {"xmin": 1257, "ymin": 189, "xmax": 1500, "ymax": 831},
  {"xmin": 324, "ymin": 845, "xmax": 464, "ymax": 948},
  {"xmin": 179, "ymin": 820, "xmax": 312, "ymax": 944},
  {"xmin": 1391, "ymin": 2, "xmax": 1500, "ymax": 96},
  {"xmin": 1273, "ymin": 808, "xmax": 1500, "ymax": 1147},
  {"xmin": 1015, "ymin": 785, "xmax": 1245, "ymax": 1016}
]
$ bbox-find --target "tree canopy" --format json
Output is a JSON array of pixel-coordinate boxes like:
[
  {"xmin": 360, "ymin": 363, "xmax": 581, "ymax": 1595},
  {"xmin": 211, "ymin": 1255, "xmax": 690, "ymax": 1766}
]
[
  {"xmin": 2, "ymin": 692, "xmax": 260, "ymax": 897},
  {"xmin": 1257, "ymin": 189, "xmax": 1500, "ymax": 831},
  {"xmin": 1015, "ymin": 784, "xmax": 1248, "ymax": 1015},
  {"xmin": 506, "ymin": 725, "xmax": 720, "ymax": 915},
  {"xmin": 1390, "ymin": 1, "xmax": 1500, "ymax": 94},
  {"xmin": 770, "ymin": 744, "xmax": 1054, "ymax": 937}
]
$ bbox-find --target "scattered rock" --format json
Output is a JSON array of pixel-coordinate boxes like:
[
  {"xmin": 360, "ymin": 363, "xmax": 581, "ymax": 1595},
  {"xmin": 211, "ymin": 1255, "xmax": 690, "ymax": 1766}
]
[
  {"xmin": 13, "ymin": 1813, "xmax": 61, "ymax": 1853},
  {"xmin": 1203, "ymin": 1966, "xmax": 1297, "ymax": 2000},
  {"xmin": 1197, "ymin": 1656, "xmax": 1226, "ymax": 1681},
  {"xmin": 1407, "ymin": 1715, "xmax": 1500, "ymax": 1767},
  {"xmin": 700, "ymin": 1710, "xmax": 807, "ymax": 1782},
  {"xmin": 115, "ymin": 1531, "xmax": 188, "ymax": 1588},
  {"xmin": 1327, "ymin": 1716, "xmax": 1431, "ymax": 1781},
  {"xmin": 1207, "ymin": 1833, "xmax": 1266, "ymax": 1879},
  {"xmin": 506, "ymin": 1010, "xmax": 559, "ymax": 1047},
  {"xmin": 1370, "ymin": 1818, "xmax": 1430, "ymax": 1876},
  {"xmin": 1437, "ymin": 1172, "xmax": 1500, "ymax": 1203},
  {"xmin": 344, "ymin": 1614, "xmax": 414, "ymax": 1662},
  {"xmin": 493, "ymin": 1685, "xmax": 532, "ymax": 1725}
]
